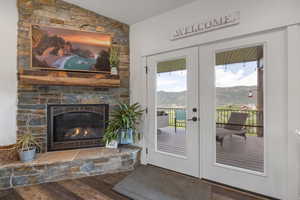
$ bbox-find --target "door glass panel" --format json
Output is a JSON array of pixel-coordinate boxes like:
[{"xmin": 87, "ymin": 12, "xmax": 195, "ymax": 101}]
[
  {"xmin": 156, "ymin": 58, "xmax": 187, "ymax": 156},
  {"xmin": 215, "ymin": 46, "xmax": 264, "ymax": 173}
]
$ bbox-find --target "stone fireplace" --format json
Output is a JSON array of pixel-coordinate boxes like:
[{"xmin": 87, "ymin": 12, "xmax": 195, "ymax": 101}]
[
  {"xmin": 0, "ymin": 0, "xmax": 139, "ymax": 191},
  {"xmin": 47, "ymin": 104, "xmax": 108, "ymax": 151},
  {"xmin": 16, "ymin": 0, "xmax": 129, "ymax": 152}
]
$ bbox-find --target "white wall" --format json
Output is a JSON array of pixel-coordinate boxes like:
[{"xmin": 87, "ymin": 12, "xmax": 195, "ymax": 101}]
[
  {"xmin": 0, "ymin": 0, "xmax": 17, "ymax": 146},
  {"xmin": 130, "ymin": 0, "xmax": 300, "ymax": 199},
  {"xmin": 130, "ymin": 0, "xmax": 300, "ymax": 104},
  {"xmin": 287, "ymin": 25, "xmax": 300, "ymax": 200}
]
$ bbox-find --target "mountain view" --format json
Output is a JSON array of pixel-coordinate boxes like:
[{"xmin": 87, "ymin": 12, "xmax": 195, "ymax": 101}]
[{"xmin": 157, "ymin": 86, "xmax": 257, "ymax": 107}]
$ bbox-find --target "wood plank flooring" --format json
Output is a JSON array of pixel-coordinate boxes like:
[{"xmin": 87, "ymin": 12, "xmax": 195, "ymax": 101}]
[
  {"xmin": 0, "ymin": 172, "xmax": 130, "ymax": 200},
  {"xmin": 0, "ymin": 170, "xmax": 273, "ymax": 200},
  {"xmin": 158, "ymin": 127, "xmax": 264, "ymax": 172}
]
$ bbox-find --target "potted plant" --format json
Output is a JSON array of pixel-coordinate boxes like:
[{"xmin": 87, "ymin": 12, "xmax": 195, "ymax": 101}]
[
  {"xmin": 17, "ymin": 133, "xmax": 40, "ymax": 162},
  {"xmin": 109, "ymin": 46, "xmax": 120, "ymax": 75},
  {"xmin": 103, "ymin": 102, "xmax": 144, "ymax": 147}
]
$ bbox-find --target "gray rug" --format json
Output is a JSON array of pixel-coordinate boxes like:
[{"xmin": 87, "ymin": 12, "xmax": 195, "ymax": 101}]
[{"xmin": 113, "ymin": 165, "xmax": 211, "ymax": 200}]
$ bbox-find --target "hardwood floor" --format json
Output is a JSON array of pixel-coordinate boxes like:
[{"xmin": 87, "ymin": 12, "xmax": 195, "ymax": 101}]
[
  {"xmin": 0, "ymin": 170, "xmax": 272, "ymax": 200},
  {"xmin": 0, "ymin": 172, "xmax": 131, "ymax": 200}
]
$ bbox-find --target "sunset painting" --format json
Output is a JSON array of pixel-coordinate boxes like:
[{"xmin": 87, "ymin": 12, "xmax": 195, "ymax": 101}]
[{"xmin": 31, "ymin": 25, "xmax": 112, "ymax": 72}]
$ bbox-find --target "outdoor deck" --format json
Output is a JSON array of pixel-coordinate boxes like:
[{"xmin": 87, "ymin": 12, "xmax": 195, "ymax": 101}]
[{"xmin": 157, "ymin": 127, "xmax": 264, "ymax": 172}]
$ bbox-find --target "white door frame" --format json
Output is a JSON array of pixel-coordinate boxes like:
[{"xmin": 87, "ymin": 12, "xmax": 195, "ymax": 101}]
[
  {"xmin": 199, "ymin": 29, "xmax": 287, "ymax": 199},
  {"xmin": 146, "ymin": 47, "xmax": 200, "ymax": 177},
  {"xmin": 142, "ymin": 28, "xmax": 292, "ymax": 199}
]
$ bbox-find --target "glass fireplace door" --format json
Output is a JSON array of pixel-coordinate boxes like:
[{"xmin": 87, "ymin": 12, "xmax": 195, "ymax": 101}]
[{"xmin": 47, "ymin": 104, "xmax": 108, "ymax": 151}]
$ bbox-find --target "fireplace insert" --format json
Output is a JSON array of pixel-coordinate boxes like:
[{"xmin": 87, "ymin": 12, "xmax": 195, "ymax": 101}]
[{"xmin": 47, "ymin": 104, "xmax": 108, "ymax": 151}]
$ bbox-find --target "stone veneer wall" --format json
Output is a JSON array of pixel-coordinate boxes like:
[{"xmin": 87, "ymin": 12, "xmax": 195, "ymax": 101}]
[
  {"xmin": 17, "ymin": 0, "xmax": 129, "ymax": 152},
  {"xmin": 0, "ymin": 147, "xmax": 140, "ymax": 189}
]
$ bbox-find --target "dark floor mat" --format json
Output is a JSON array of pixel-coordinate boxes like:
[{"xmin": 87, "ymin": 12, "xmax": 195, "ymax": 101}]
[{"xmin": 113, "ymin": 165, "xmax": 211, "ymax": 200}]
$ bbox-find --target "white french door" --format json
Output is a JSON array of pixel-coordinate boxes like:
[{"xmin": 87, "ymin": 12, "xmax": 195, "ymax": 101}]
[
  {"xmin": 199, "ymin": 30, "xmax": 287, "ymax": 199},
  {"xmin": 147, "ymin": 47, "xmax": 199, "ymax": 177},
  {"xmin": 145, "ymin": 29, "xmax": 287, "ymax": 199}
]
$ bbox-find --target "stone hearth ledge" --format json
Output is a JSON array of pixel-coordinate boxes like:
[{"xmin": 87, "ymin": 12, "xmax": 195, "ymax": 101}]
[{"xmin": 0, "ymin": 146, "xmax": 140, "ymax": 190}]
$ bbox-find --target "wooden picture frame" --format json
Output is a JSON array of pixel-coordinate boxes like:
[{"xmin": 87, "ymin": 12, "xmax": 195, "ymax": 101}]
[{"xmin": 30, "ymin": 25, "xmax": 112, "ymax": 73}]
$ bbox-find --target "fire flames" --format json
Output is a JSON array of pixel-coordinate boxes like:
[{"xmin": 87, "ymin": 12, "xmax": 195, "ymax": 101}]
[{"xmin": 65, "ymin": 128, "xmax": 91, "ymax": 138}]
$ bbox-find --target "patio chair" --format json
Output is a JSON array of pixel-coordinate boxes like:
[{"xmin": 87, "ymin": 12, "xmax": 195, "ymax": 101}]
[
  {"xmin": 175, "ymin": 110, "xmax": 186, "ymax": 132},
  {"xmin": 216, "ymin": 112, "xmax": 248, "ymax": 146}
]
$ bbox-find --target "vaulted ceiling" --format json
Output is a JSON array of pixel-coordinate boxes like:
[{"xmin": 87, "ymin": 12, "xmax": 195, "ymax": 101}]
[{"xmin": 65, "ymin": 0, "xmax": 197, "ymax": 25}]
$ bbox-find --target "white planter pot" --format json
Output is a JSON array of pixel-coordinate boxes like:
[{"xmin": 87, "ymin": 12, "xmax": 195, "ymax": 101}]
[{"xmin": 18, "ymin": 147, "xmax": 36, "ymax": 163}]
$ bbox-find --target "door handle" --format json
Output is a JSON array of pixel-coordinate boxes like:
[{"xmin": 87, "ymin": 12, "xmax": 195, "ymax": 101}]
[{"xmin": 187, "ymin": 117, "xmax": 198, "ymax": 122}]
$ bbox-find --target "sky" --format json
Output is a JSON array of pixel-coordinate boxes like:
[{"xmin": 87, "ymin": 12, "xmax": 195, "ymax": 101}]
[
  {"xmin": 42, "ymin": 26, "xmax": 112, "ymax": 47},
  {"xmin": 156, "ymin": 61, "xmax": 258, "ymax": 92},
  {"xmin": 157, "ymin": 70, "xmax": 187, "ymax": 92},
  {"xmin": 215, "ymin": 61, "xmax": 258, "ymax": 88},
  {"xmin": 36, "ymin": 26, "xmax": 111, "ymax": 56}
]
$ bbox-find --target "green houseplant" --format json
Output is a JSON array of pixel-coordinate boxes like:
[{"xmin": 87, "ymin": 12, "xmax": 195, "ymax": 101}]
[
  {"xmin": 109, "ymin": 46, "xmax": 120, "ymax": 75},
  {"xmin": 103, "ymin": 102, "xmax": 144, "ymax": 147},
  {"xmin": 17, "ymin": 133, "xmax": 40, "ymax": 162}
]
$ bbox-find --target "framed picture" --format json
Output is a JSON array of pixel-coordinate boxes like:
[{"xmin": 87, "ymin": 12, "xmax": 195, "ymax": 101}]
[{"xmin": 31, "ymin": 25, "xmax": 112, "ymax": 72}]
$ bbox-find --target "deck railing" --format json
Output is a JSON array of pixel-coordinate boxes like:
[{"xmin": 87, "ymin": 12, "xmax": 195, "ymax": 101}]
[
  {"xmin": 157, "ymin": 107, "xmax": 263, "ymax": 136},
  {"xmin": 157, "ymin": 107, "xmax": 186, "ymax": 127}
]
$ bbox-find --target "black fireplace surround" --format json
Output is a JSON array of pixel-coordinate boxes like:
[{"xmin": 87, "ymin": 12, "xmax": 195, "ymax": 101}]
[{"xmin": 47, "ymin": 104, "xmax": 108, "ymax": 151}]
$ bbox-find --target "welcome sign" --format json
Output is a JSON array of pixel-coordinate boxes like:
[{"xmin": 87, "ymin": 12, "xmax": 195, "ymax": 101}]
[{"xmin": 171, "ymin": 11, "xmax": 240, "ymax": 40}]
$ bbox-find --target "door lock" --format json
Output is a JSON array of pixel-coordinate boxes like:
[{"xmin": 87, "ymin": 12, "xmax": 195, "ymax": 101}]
[{"xmin": 187, "ymin": 117, "xmax": 198, "ymax": 122}]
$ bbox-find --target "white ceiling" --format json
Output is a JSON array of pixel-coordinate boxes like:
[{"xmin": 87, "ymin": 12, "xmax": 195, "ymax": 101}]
[{"xmin": 65, "ymin": 0, "xmax": 197, "ymax": 25}]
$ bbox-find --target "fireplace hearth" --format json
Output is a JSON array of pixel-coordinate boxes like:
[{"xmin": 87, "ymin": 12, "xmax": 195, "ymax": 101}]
[{"xmin": 47, "ymin": 104, "xmax": 108, "ymax": 151}]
